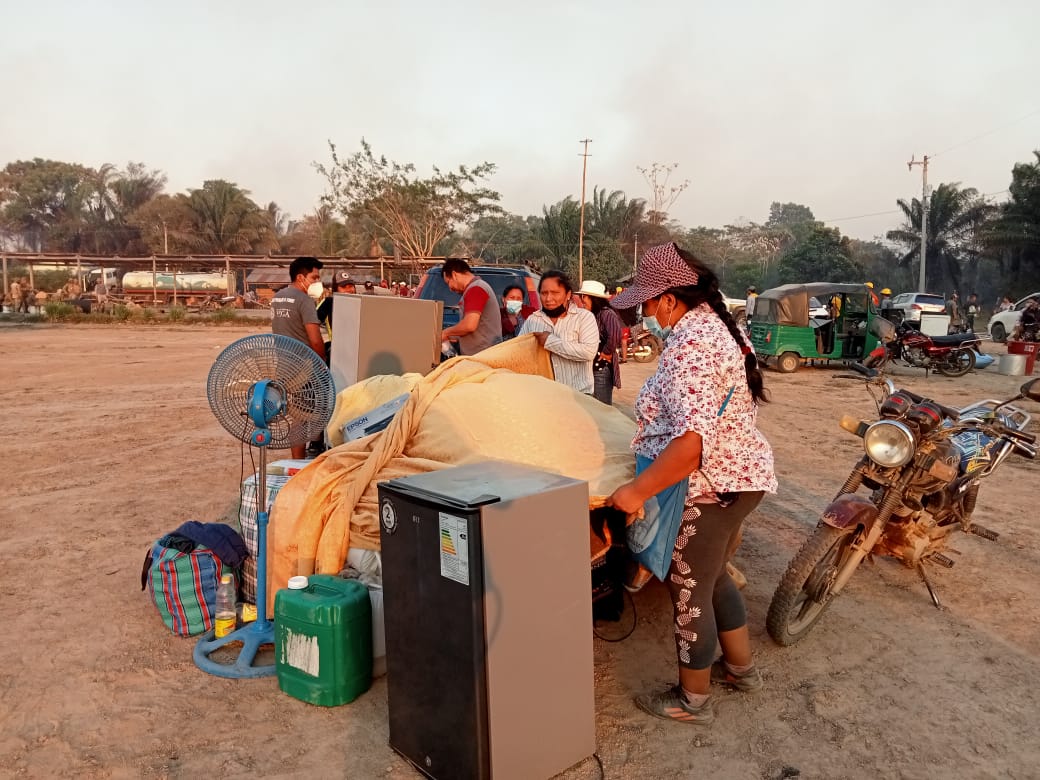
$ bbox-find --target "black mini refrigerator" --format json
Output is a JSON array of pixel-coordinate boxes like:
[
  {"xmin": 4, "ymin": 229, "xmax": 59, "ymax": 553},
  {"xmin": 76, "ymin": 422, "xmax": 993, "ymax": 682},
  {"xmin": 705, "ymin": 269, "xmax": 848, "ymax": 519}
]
[{"xmin": 377, "ymin": 461, "xmax": 596, "ymax": 780}]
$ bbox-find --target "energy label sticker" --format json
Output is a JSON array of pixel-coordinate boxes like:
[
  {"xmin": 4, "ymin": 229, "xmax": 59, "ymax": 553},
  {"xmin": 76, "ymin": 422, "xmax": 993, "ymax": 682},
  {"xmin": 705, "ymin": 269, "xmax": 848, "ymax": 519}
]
[{"xmin": 439, "ymin": 512, "xmax": 470, "ymax": 586}]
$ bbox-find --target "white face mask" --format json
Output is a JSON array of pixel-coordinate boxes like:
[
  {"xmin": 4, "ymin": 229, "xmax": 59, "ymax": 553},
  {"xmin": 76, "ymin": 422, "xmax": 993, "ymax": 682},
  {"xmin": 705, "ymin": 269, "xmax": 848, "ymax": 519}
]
[
  {"xmin": 307, "ymin": 281, "xmax": 324, "ymax": 300},
  {"xmin": 505, "ymin": 300, "xmax": 523, "ymax": 314}
]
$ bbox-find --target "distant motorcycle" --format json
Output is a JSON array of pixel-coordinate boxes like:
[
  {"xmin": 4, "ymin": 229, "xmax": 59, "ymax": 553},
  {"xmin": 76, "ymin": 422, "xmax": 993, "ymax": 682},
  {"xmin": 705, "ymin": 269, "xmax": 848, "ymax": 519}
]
[
  {"xmin": 767, "ymin": 366, "xmax": 1040, "ymax": 645},
  {"xmin": 864, "ymin": 320, "xmax": 981, "ymax": 377},
  {"xmin": 622, "ymin": 329, "xmax": 663, "ymax": 363}
]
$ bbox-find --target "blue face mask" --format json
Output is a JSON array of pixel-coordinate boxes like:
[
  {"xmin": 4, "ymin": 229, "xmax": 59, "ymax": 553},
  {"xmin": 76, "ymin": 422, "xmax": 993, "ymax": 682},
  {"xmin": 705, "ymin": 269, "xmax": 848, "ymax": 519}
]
[{"xmin": 643, "ymin": 315, "xmax": 672, "ymax": 341}]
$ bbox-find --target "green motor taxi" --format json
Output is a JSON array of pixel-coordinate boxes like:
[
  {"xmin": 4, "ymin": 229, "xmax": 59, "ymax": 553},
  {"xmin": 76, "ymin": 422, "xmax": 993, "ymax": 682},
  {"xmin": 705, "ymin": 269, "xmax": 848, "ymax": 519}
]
[{"xmin": 749, "ymin": 282, "xmax": 881, "ymax": 373}]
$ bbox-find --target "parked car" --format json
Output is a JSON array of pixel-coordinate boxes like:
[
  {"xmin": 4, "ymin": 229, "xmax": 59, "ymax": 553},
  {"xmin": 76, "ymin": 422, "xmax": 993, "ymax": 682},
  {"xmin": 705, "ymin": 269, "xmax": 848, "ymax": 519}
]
[
  {"xmin": 809, "ymin": 296, "xmax": 829, "ymax": 319},
  {"xmin": 415, "ymin": 264, "xmax": 541, "ymax": 329},
  {"xmin": 988, "ymin": 292, "xmax": 1040, "ymax": 342},
  {"xmin": 888, "ymin": 292, "xmax": 946, "ymax": 323}
]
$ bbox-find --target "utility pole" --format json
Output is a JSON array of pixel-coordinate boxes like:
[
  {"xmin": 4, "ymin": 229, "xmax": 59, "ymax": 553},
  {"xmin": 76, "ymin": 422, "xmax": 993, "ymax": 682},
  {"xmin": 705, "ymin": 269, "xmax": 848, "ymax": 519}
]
[
  {"xmin": 578, "ymin": 139, "xmax": 592, "ymax": 284},
  {"xmin": 908, "ymin": 155, "xmax": 929, "ymax": 291},
  {"xmin": 162, "ymin": 219, "xmax": 169, "ymax": 255},
  {"xmin": 633, "ymin": 234, "xmax": 639, "ymax": 275}
]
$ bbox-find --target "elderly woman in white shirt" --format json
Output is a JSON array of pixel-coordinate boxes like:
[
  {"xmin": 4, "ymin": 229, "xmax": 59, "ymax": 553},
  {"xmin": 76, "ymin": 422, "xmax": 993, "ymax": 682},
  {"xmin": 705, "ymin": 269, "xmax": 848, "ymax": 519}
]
[{"xmin": 520, "ymin": 270, "xmax": 599, "ymax": 394}]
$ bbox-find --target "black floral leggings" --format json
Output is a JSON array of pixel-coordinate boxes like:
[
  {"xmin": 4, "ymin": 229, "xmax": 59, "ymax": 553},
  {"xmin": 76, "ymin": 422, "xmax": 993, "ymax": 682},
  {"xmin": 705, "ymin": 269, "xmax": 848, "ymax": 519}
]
[{"xmin": 667, "ymin": 491, "xmax": 764, "ymax": 670}]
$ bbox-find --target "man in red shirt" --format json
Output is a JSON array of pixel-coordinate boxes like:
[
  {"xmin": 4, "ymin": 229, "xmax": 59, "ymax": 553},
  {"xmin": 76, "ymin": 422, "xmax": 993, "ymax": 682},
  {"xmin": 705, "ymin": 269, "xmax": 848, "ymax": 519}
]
[{"xmin": 440, "ymin": 259, "xmax": 503, "ymax": 355}]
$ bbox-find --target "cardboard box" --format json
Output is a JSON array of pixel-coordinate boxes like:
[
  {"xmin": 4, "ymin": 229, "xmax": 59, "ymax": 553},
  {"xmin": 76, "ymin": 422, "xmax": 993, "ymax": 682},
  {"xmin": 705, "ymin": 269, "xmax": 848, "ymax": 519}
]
[
  {"xmin": 265, "ymin": 459, "xmax": 314, "ymax": 476},
  {"xmin": 329, "ymin": 294, "xmax": 442, "ymax": 392},
  {"xmin": 342, "ymin": 393, "xmax": 410, "ymax": 441}
]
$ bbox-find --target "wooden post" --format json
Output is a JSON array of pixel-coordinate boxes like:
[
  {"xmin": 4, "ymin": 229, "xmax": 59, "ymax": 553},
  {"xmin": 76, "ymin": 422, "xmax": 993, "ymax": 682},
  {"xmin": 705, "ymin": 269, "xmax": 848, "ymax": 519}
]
[
  {"xmin": 225, "ymin": 256, "xmax": 232, "ymax": 295},
  {"xmin": 2, "ymin": 255, "xmax": 7, "ymax": 304},
  {"xmin": 28, "ymin": 261, "xmax": 34, "ymax": 289},
  {"xmin": 152, "ymin": 256, "xmax": 157, "ymax": 305},
  {"xmin": 173, "ymin": 267, "xmax": 178, "ymax": 306}
]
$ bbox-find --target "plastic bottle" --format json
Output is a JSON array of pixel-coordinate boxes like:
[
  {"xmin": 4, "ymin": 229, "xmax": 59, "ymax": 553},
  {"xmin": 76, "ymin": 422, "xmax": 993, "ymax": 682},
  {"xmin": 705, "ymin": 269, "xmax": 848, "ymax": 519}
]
[{"xmin": 214, "ymin": 574, "xmax": 236, "ymax": 639}]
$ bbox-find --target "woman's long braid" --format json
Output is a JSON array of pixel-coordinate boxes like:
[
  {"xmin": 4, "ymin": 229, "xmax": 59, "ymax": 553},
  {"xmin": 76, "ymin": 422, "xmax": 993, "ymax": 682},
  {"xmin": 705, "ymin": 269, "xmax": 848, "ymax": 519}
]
[
  {"xmin": 707, "ymin": 289, "xmax": 769, "ymax": 405},
  {"xmin": 707, "ymin": 288, "xmax": 751, "ymax": 353},
  {"xmin": 670, "ymin": 244, "xmax": 769, "ymax": 403}
]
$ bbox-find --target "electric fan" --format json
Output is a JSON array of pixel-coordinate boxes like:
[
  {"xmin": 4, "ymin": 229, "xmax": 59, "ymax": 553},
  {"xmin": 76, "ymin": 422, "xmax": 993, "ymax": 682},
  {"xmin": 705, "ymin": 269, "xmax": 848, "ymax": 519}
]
[{"xmin": 194, "ymin": 333, "xmax": 335, "ymax": 679}]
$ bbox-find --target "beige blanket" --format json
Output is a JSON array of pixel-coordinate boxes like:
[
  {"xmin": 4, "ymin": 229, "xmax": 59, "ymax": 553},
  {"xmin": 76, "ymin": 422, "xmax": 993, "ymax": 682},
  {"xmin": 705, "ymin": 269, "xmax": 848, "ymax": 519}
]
[{"xmin": 268, "ymin": 334, "xmax": 638, "ymax": 611}]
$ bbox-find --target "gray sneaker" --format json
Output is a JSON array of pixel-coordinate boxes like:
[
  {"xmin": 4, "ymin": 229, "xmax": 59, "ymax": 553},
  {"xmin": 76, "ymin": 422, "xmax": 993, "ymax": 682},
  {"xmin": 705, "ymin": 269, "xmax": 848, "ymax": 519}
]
[
  {"xmin": 710, "ymin": 661, "xmax": 763, "ymax": 692},
  {"xmin": 635, "ymin": 685, "xmax": 716, "ymax": 725}
]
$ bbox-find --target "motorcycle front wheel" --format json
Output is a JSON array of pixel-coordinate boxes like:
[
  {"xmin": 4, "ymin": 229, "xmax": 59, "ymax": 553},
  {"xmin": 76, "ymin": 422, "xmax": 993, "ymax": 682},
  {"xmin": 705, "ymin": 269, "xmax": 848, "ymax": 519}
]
[
  {"xmin": 766, "ymin": 523, "xmax": 861, "ymax": 646},
  {"xmin": 935, "ymin": 348, "xmax": 975, "ymax": 377},
  {"xmin": 631, "ymin": 338, "xmax": 660, "ymax": 363}
]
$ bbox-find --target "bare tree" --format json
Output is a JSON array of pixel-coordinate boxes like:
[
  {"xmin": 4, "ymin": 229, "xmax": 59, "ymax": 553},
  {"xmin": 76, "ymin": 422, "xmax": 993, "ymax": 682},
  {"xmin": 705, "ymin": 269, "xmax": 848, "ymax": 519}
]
[{"xmin": 637, "ymin": 162, "xmax": 690, "ymax": 226}]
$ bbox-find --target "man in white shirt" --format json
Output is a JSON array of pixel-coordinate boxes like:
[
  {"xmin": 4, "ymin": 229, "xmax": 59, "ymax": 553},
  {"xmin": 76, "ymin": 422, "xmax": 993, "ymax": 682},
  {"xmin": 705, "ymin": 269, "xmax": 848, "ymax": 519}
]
[{"xmin": 745, "ymin": 286, "xmax": 757, "ymax": 320}]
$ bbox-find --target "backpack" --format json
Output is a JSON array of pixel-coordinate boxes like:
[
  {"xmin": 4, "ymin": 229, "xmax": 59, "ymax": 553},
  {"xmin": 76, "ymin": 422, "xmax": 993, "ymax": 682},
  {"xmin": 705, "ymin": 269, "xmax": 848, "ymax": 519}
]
[{"xmin": 141, "ymin": 525, "xmax": 245, "ymax": 637}]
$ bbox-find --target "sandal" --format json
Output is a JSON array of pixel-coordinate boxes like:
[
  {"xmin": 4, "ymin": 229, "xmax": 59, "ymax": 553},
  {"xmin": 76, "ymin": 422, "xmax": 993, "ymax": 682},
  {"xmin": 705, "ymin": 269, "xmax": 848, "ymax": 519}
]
[
  {"xmin": 623, "ymin": 561, "xmax": 654, "ymax": 593},
  {"xmin": 634, "ymin": 685, "xmax": 715, "ymax": 725}
]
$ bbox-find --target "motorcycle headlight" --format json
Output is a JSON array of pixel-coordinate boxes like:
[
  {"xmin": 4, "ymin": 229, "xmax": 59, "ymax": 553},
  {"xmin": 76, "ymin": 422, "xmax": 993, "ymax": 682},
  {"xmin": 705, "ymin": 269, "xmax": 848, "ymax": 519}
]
[{"xmin": 863, "ymin": 420, "xmax": 916, "ymax": 467}]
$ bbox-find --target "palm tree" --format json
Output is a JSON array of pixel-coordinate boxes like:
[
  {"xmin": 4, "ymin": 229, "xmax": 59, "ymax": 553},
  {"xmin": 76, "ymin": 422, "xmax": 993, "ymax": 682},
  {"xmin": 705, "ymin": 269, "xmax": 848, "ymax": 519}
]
[
  {"xmin": 110, "ymin": 163, "xmax": 167, "ymax": 216},
  {"xmin": 886, "ymin": 182, "xmax": 994, "ymax": 294},
  {"xmin": 982, "ymin": 151, "xmax": 1040, "ymax": 291},
  {"xmin": 184, "ymin": 180, "xmax": 275, "ymax": 254},
  {"xmin": 538, "ymin": 198, "xmax": 581, "ymax": 271},
  {"xmin": 80, "ymin": 163, "xmax": 120, "ymax": 253},
  {"xmin": 586, "ymin": 187, "xmax": 645, "ymax": 244}
]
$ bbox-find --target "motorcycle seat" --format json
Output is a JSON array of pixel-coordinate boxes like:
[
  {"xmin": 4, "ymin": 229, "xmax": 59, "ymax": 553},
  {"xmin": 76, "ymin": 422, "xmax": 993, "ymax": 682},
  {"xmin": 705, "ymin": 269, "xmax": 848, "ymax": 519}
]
[{"xmin": 931, "ymin": 333, "xmax": 979, "ymax": 346}]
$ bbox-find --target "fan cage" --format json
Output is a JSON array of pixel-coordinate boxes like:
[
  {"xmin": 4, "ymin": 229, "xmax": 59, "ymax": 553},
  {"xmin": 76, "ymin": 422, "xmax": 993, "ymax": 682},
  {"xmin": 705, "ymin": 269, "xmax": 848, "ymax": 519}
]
[{"xmin": 207, "ymin": 334, "xmax": 335, "ymax": 448}]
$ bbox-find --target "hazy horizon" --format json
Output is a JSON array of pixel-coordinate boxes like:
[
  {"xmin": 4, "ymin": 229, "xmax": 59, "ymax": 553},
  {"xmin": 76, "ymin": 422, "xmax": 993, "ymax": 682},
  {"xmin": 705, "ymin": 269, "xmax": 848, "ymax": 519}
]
[{"xmin": 3, "ymin": 0, "xmax": 1038, "ymax": 243}]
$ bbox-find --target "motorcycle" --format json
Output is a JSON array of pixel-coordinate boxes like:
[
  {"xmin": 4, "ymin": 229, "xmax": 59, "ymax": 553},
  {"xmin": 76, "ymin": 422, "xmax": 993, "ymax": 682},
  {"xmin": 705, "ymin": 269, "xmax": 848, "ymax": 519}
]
[
  {"xmin": 864, "ymin": 319, "xmax": 981, "ymax": 377},
  {"xmin": 621, "ymin": 327, "xmax": 663, "ymax": 363},
  {"xmin": 766, "ymin": 365, "xmax": 1040, "ymax": 646}
]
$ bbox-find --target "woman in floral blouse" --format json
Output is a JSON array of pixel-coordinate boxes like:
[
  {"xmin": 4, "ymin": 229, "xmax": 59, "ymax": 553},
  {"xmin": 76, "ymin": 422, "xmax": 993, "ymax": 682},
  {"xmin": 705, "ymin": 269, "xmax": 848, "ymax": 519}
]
[{"xmin": 608, "ymin": 242, "xmax": 777, "ymax": 726}]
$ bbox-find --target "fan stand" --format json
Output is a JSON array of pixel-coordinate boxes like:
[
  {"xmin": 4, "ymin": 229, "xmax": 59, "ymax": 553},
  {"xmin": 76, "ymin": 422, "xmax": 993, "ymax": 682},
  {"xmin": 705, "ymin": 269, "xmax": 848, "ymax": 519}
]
[{"xmin": 194, "ymin": 431, "xmax": 277, "ymax": 678}]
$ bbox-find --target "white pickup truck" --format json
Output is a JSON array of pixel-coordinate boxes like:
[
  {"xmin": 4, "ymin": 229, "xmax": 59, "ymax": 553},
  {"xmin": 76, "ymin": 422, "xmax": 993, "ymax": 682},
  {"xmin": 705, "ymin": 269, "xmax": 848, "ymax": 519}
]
[{"xmin": 725, "ymin": 295, "xmax": 748, "ymax": 326}]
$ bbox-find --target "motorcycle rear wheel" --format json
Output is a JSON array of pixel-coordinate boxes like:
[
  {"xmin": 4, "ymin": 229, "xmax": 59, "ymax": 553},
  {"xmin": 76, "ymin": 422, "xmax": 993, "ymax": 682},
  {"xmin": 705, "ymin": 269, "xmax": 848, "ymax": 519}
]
[
  {"xmin": 935, "ymin": 348, "xmax": 975, "ymax": 377},
  {"xmin": 766, "ymin": 523, "xmax": 861, "ymax": 646}
]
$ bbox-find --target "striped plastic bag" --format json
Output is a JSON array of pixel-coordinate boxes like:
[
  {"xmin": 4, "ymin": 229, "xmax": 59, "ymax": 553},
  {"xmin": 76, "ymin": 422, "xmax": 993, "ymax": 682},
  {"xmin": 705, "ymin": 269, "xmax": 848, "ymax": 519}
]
[{"xmin": 145, "ymin": 536, "xmax": 230, "ymax": 637}]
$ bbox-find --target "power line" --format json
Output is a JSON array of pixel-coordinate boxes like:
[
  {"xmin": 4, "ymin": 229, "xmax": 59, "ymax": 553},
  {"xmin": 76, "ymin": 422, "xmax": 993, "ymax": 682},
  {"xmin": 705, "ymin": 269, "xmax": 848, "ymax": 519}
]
[
  {"xmin": 819, "ymin": 208, "xmax": 901, "ymax": 223},
  {"xmin": 932, "ymin": 107, "xmax": 1040, "ymax": 158},
  {"xmin": 819, "ymin": 189, "xmax": 1012, "ymax": 226}
]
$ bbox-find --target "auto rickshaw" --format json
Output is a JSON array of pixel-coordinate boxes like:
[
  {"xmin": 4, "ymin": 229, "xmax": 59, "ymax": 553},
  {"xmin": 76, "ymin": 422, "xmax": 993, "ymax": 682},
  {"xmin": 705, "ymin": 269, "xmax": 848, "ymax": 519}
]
[{"xmin": 749, "ymin": 283, "xmax": 880, "ymax": 372}]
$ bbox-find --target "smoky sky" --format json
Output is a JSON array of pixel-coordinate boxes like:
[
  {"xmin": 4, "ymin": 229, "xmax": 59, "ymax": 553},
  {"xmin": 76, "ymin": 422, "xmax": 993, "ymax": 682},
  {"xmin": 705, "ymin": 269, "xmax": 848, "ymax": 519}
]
[{"xmin": 2, "ymin": 0, "xmax": 1038, "ymax": 241}]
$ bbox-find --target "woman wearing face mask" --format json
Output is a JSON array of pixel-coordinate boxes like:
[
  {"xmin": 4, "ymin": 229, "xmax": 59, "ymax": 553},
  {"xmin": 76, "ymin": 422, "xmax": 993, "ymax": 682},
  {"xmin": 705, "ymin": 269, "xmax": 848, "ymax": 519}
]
[
  {"xmin": 519, "ymin": 270, "xmax": 599, "ymax": 394},
  {"xmin": 499, "ymin": 285, "xmax": 533, "ymax": 339},
  {"xmin": 607, "ymin": 242, "xmax": 776, "ymax": 726}
]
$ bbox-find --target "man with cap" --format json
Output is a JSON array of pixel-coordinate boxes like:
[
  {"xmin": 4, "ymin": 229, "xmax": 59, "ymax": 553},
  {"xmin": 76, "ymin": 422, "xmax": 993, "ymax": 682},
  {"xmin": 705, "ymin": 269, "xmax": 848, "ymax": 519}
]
[
  {"xmin": 865, "ymin": 282, "xmax": 879, "ymax": 307},
  {"xmin": 745, "ymin": 286, "xmax": 757, "ymax": 323},
  {"xmin": 879, "ymin": 288, "xmax": 893, "ymax": 309},
  {"xmin": 271, "ymin": 256, "xmax": 326, "ymax": 459},
  {"xmin": 316, "ymin": 271, "xmax": 356, "ymax": 352},
  {"xmin": 577, "ymin": 279, "xmax": 625, "ymax": 405}
]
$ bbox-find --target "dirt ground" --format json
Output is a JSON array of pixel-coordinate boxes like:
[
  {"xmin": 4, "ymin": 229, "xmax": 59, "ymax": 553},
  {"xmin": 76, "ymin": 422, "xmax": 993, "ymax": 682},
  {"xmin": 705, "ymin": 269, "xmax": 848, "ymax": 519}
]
[{"xmin": 2, "ymin": 323, "xmax": 1039, "ymax": 779}]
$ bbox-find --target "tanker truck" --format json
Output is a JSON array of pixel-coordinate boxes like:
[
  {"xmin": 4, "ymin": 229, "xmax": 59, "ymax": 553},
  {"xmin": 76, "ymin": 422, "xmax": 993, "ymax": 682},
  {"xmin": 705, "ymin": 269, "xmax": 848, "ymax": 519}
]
[{"xmin": 120, "ymin": 271, "xmax": 235, "ymax": 305}]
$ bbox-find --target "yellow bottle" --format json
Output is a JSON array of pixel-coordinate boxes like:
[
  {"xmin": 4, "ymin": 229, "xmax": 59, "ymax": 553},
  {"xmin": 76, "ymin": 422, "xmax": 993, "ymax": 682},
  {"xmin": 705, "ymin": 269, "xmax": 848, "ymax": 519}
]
[{"xmin": 214, "ymin": 573, "xmax": 236, "ymax": 639}]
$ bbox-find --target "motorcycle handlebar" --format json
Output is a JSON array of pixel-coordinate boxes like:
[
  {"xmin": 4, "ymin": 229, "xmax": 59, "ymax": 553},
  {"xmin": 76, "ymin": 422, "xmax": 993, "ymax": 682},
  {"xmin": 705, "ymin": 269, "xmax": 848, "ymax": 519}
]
[{"xmin": 992, "ymin": 420, "xmax": 1038, "ymax": 445}]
